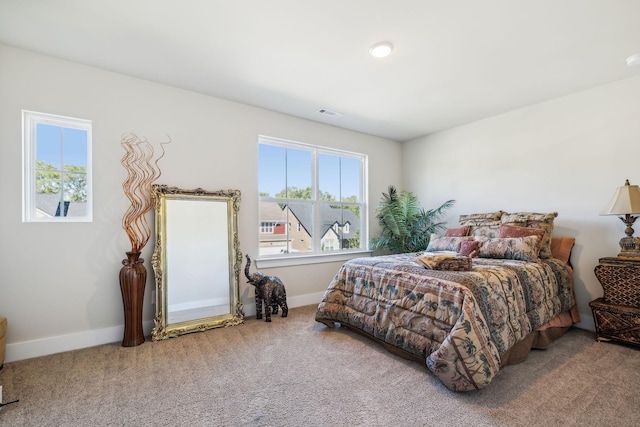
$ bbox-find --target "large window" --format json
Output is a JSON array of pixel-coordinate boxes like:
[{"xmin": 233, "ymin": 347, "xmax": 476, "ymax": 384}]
[
  {"xmin": 22, "ymin": 111, "xmax": 92, "ymax": 222},
  {"xmin": 258, "ymin": 136, "xmax": 367, "ymax": 258}
]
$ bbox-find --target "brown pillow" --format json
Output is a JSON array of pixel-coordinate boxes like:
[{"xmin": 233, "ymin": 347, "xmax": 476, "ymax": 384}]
[
  {"xmin": 550, "ymin": 237, "xmax": 575, "ymax": 264},
  {"xmin": 459, "ymin": 240, "xmax": 481, "ymax": 257},
  {"xmin": 445, "ymin": 226, "xmax": 471, "ymax": 237}
]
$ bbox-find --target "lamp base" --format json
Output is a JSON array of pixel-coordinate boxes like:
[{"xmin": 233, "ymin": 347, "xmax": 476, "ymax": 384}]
[
  {"xmin": 617, "ymin": 251, "xmax": 640, "ymax": 260},
  {"xmin": 618, "ymin": 237, "xmax": 640, "ymax": 259},
  {"xmin": 617, "ymin": 236, "xmax": 640, "ymax": 260}
]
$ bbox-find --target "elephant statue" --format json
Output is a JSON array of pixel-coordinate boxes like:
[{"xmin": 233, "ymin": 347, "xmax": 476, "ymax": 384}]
[{"xmin": 244, "ymin": 254, "xmax": 288, "ymax": 322}]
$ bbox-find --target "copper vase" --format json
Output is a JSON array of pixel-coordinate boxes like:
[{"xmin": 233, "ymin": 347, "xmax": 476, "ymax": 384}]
[{"xmin": 119, "ymin": 251, "xmax": 146, "ymax": 347}]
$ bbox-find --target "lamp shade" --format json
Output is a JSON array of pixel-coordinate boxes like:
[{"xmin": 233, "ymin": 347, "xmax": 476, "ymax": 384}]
[{"xmin": 601, "ymin": 179, "xmax": 640, "ymax": 215}]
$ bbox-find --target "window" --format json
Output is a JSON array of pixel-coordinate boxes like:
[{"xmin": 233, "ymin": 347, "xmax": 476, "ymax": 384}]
[
  {"xmin": 260, "ymin": 221, "xmax": 276, "ymax": 233},
  {"xmin": 23, "ymin": 111, "xmax": 92, "ymax": 222},
  {"xmin": 258, "ymin": 136, "xmax": 367, "ymax": 258}
]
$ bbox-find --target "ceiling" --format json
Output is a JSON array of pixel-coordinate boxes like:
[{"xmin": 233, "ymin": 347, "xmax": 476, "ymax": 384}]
[{"xmin": 1, "ymin": 1, "xmax": 640, "ymax": 142}]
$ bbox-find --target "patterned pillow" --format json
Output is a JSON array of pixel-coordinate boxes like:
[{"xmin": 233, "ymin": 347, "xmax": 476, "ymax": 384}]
[
  {"xmin": 445, "ymin": 226, "xmax": 471, "ymax": 237},
  {"xmin": 459, "ymin": 211, "xmax": 505, "ymax": 224},
  {"xmin": 477, "ymin": 236, "xmax": 541, "ymax": 262},
  {"xmin": 459, "ymin": 240, "xmax": 482, "ymax": 257},
  {"xmin": 459, "ymin": 211, "xmax": 504, "ymax": 240},
  {"xmin": 501, "ymin": 212, "xmax": 557, "ymax": 259},
  {"xmin": 426, "ymin": 234, "xmax": 473, "ymax": 252},
  {"xmin": 500, "ymin": 224, "xmax": 545, "ymax": 256},
  {"xmin": 466, "ymin": 221, "xmax": 502, "ymax": 239}
]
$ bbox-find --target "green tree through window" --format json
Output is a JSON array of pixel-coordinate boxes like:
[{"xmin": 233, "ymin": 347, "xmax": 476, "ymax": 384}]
[{"xmin": 35, "ymin": 161, "xmax": 87, "ymax": 202}]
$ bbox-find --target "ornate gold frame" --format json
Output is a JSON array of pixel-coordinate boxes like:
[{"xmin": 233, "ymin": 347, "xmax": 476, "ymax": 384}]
[{"xmin": 151, "ymin": 185, "xmax": 243, "ymax": 341}]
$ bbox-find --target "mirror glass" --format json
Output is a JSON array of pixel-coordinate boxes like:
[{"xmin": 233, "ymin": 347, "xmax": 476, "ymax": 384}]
[{"xmin": 151, "ymin": 185, "xmax": 243, "ymax": 340}]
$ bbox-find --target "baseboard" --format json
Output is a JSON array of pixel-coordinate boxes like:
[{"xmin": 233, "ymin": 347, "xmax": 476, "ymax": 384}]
[
  {"xmin": 574, "ymin": 310, "xmax": 595, "ymax": 332},
  {"xmin": 5, "ymin": 321, "xmax": 148, "ymax": 364},
  {"xmin": 5, "ymin": 291, "xmax": 325, "ymax": 364}
]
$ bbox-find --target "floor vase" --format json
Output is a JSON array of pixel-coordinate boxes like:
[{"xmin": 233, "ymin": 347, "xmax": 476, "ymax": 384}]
[{"xmin": 119, "ymin": 251, "xmax": 146, "ymax": 347}]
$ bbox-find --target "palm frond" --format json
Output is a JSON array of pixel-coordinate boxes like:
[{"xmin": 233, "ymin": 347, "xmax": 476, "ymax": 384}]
[{"xmin": 371, "ymin": 186, "xmax": 455, "ymax": 254}]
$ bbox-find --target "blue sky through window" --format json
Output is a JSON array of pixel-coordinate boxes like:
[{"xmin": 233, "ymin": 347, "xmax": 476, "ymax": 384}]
[
  {"xmin": 36, "ymin": 124, "xmax": 88, "ymax": 168},
  {"xmin": 259, "ymin": 143, "xmax": 361, "ymax": 200}
]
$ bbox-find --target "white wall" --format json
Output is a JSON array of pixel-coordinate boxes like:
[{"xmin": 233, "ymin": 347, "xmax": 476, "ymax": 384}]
[
  {"xmin": 0, "ymin": 45, "xmax": 403, "ymax": 362},
  {"xmin": 403, "ymin": 75, "xmax": 640, "ymax": 330}
]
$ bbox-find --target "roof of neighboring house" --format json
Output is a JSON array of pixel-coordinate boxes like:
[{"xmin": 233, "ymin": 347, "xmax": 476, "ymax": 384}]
[
  {"xmin": 259, "ymin": 200, "xmax": 360, "ymax": 239},
  {"xmin": 258, "ymin": 202, "xmax": 287, "ymax": 223},
  {"xmin": 286, "ymin": 201, "xmax": 360, "ymax": 239},
  {"xmin": 36, "ymin": 193, "xmax": 87, "ymax": 217}
]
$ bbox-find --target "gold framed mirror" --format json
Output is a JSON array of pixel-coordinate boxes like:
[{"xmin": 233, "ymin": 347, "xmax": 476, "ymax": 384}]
[{"xmin": 151, "ymin": 185, "xmax": 243, "ymax": 341}]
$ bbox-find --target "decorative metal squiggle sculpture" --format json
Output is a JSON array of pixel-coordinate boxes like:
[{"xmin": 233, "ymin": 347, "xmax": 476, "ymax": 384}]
[{"xmin": 120, "ymin": 133, "xmax": 170, "ymax": 252}]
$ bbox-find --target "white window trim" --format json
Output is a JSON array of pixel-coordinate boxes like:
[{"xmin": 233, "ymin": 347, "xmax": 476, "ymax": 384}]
[
  {"xmin": 257, "ymin": 135, "xmax": 368, "ymax": 266},
  {"xmin": 256, "ymin": 250, "xmax": 372, "ymax": 269},
  {"xmin": 22, "ymin": 110, "xmax": 93, "ymax": 222}
]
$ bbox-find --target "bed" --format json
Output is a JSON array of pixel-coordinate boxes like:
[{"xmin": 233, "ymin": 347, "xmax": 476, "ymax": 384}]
[{"xmin": 315, "ymin": 211, "xmax": 580, "ymax": 392}]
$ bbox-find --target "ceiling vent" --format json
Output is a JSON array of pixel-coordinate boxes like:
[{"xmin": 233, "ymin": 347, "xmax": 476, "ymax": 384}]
[{"xmin": 317, "ymin": 108, "xmax": 343, "ymax": 118}]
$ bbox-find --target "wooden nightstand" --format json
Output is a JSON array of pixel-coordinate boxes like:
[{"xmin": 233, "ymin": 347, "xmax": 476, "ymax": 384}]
[{"xmin": 591, "ymin": 257, "xmax": 640, "ymax": 347}]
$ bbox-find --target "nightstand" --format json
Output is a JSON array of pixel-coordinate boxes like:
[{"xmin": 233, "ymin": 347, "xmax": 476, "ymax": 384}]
[{"xmin": 590, "ymin": 257, "xmax": 640, "ymax": 347}]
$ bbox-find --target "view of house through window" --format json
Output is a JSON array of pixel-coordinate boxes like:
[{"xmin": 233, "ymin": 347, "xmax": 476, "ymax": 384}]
[
  {"xmin": 22, "ymin": 111, "xmax": 92, "ymax": 222},
  {"xmin": 258, "ymin": 137, "xmax": 366, "ymax": 257}
]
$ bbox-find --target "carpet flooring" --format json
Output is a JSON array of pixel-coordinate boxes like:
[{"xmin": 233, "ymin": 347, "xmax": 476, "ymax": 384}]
[{"xmin": 1, "ymin": 304, "xmax": 639, "ymax": 426}]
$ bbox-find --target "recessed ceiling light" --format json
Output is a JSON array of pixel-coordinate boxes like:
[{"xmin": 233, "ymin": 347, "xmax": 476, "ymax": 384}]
[
  {"xmin": 317, "ymin": 108, "xmax": 343, "ymax": 118},
  {"xmin": 369, "ymin": 42, "xmax": 393, "ymax": 58},
  {"xmin": 626, "ymin": 53, "xmax": 640, "ymax": 67}
]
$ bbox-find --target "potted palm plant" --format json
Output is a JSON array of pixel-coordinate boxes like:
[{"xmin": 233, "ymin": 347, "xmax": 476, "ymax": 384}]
[{"xmin": 370, "ymin": 185, "xmax": 454, "ymax": 254}]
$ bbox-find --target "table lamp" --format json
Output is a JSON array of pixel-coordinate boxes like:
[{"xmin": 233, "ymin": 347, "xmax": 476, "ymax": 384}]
[{"xmin": 601, "ymin": 179, "xmax": 640, "ymax": 259}]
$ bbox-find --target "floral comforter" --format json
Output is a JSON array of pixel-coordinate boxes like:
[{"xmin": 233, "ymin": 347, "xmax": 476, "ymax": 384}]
[{"xmin": 314, "ymin": 253, "xmax": 576, "ymax": 391}]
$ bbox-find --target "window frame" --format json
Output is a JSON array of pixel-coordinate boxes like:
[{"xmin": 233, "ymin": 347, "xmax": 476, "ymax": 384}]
[
  {"xmin": 22, "ymin": 110, "xmax": 93, "ymax": 222},
  {"xmin": 257, "ymin": 136, "xmax": 369, "ymax": 266}
]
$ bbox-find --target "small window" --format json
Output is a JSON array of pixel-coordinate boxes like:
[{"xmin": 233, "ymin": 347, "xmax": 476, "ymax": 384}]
[
  {"xmin": 258, "ymin": 136, "xmax": 367, "ymax": 258},
  {"xmin": 23, "ymin": 111, "xmax": 92, "ymax": 222},
  {"xmin": 260, "ymin": 221, "xmax": 276, "ymax": 233}
]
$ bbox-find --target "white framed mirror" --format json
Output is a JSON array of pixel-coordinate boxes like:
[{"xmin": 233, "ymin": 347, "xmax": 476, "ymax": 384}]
[{"xmin": 151, "ymin": 185, "xmax": 243, "ymax": 341}]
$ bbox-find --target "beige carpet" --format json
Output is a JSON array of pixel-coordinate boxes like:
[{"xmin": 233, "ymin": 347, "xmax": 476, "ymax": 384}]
[{"xmin": 1, "ymin": 305, "xmax": 639, "ymax": 426}]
